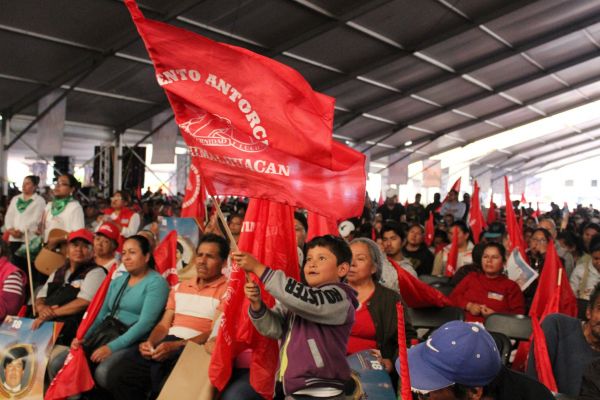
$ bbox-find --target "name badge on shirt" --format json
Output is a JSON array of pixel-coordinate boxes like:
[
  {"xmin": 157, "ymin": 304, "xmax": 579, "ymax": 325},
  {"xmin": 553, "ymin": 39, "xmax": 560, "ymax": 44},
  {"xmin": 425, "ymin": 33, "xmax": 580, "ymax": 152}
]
[
  {"xmin": 71, "ymin": 280, "xmax": 83, "ymax": 289},
  {"xmin": 487, "ymin": 292, "xmax": 504, "ymax": 301}
]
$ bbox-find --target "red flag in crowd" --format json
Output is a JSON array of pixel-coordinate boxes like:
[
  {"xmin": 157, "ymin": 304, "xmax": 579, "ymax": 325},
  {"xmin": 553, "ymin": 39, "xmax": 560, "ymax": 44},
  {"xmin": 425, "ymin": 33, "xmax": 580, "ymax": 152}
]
[
  {"xmin": 531, "ymin": 316, "xmax": 558, "ymax": 392},
  {"xmin": 532, "ymin": 202, "xmax": 541, "ymax": 219},
  {"xmin": 306, "ymin": 211, "xmax": 338, "ymax": 242},
  {"xmin": 45, "ymin": 264, "xmax": 119, "ymax": 400},
  {"xmin": 153, "ymin": 230, "xmax": 179, "ymax": 287},
  {"xmin": 529, "ymin": 240, "xmax": 577, "ymax": 319},
  {"xmin": 468, "ymin": 181, "xmax": 486, "ymax": 244},
  {"xmin": 180, "ymin": 163, "xmax": 207, "ymax": 227},
  {"xmin": 210, "ymin": 199, "xmax": 299, "ymax": 398},
  {"xmin": 445, "ymin": 226, "xmax": 459, "ymax": 277},
  {"xmin": 521, "ymin": 193, "xmax": 527, "ymax": 205},
  {"xmin": 388, "ymin": 258, "xmax": 451, "ymax": 308},
  {"xmin": 504, "ymin": 176, "xmax": 527, "ymax": 259},
  {"xmin": 378, "ymin": 191, "xmax": 384, "ymax": 206},
  {"xmin": 486, "ymin": 195, "xmax": 497, "ymax": 225},
  {"xmin": 125, "ymin": 1, "xmax": 365, "ymax": 221},
  {"xmin": 396, "ymin": 303, "xmax": 412, "ymax": 400},
  {"xmin": 424, "ymin": 211, "xmax": 435, "ymax": 247},
  {"xmin": 437, "ymin": 177, "xmax": 461, "ymax": 212}
]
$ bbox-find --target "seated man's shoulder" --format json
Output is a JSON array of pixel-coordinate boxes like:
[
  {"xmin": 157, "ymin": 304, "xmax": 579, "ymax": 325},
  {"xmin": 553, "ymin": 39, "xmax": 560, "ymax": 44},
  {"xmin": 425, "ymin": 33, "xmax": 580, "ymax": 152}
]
[{"xmin": 541, "ymin": 313, "xmax": 581, "ymax": 333}]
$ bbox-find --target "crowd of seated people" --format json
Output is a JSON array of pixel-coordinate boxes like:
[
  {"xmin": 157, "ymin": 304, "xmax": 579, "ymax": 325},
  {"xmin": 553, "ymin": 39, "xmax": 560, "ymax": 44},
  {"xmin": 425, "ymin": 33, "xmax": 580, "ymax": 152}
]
[{"xmin": 0, "ymin": 176, "xmax": 599, "ymax": 399}]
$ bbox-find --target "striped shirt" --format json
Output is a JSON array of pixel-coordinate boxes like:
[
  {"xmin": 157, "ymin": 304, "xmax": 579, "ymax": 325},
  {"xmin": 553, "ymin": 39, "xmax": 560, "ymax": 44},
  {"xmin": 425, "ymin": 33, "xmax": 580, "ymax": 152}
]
[
  {"xmin": 167, "ymin": 275, "xmax": 228, "ymax": 340},
  {"xmin": 3, "ymin": 272, "xmax": 23, "ymax": 296}
]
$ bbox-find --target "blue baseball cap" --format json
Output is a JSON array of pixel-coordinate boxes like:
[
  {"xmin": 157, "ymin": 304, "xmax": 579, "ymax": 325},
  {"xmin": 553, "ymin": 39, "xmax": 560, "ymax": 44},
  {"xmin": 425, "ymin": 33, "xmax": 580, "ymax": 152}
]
[{"xmin": 398, "ymin": 321, "xmax": 502, "ymax": 392}]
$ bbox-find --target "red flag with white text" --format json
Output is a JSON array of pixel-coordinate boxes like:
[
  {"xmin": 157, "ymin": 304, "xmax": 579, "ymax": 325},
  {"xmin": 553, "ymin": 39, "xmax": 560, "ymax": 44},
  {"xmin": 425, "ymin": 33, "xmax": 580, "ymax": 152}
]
[
  {"xmin": 153, "ymin": 230, "xmax": 179, "ymax": 287},
  {"xmin": 468, "ymin": 181, "xmax": 485, "ymax": 244},
  {"xmin": 124, "ymin": 1, "xmax": 365, "ymax": 220},
  {"xmin": 45, "ymin": 263, "xmax": 119, "ymax": 399},
  {"xmin": 210, "ymin": 198, "xmax": 299, "ymax": 398},
  {"xmin": 180, "ymin": 163, "xmax": 207, "ymax": 227}
]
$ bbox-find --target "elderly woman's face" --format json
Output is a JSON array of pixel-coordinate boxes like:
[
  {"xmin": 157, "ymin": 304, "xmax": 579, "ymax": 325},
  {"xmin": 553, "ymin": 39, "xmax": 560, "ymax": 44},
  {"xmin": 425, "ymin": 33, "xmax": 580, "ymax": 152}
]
[{"xmin": 348, "ymin": 242, "xmax": 377, "ymax": 285}]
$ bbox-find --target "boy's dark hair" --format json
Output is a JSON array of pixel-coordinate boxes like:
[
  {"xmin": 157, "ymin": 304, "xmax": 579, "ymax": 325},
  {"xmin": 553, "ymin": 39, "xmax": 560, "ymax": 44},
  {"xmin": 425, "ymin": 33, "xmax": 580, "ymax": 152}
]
[
  {"xmin": 381, "ymin": 221, "xmax": 405, "ymax": 241},
  {"xmin": 199, "ymin": 233, "xmax": 230, "ymax": 261},
  {"xmin": 306, "ymin": 235, "xmax": 352, "ymax": 266}
]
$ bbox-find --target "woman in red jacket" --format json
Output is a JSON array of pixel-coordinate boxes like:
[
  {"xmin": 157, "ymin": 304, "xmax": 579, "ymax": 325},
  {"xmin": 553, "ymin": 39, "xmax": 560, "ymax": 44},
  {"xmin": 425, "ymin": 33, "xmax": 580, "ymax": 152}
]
[{"xmin": 450, "ymin": 242, "xmax": 524, "ymax": 322}]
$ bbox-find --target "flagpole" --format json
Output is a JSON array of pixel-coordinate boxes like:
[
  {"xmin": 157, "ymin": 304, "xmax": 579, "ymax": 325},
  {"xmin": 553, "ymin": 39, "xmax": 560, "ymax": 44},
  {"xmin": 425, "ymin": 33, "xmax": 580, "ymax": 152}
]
[
  {"xmin": 209, "ymin": 194, "xmax": 239, "ymax": 252},
  {"xmin": 23, "ymin": 230, "xmax": 37, "ymax": 317}
]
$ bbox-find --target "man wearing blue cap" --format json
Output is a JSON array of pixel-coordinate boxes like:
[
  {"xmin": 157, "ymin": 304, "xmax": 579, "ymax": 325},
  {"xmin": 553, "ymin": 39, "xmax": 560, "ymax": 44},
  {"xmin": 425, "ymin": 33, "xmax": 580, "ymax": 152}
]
[{"xmin": 400, "ymin": 321, "xmax": 553, "ymax": 399}]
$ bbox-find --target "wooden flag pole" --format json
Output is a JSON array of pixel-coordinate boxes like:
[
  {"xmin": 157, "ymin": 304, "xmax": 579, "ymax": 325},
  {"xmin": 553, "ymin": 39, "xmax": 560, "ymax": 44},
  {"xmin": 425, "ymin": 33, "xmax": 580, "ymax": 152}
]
[{"xmin": 24, "ymin": 230, "xmax": 37, "ymax": 317}]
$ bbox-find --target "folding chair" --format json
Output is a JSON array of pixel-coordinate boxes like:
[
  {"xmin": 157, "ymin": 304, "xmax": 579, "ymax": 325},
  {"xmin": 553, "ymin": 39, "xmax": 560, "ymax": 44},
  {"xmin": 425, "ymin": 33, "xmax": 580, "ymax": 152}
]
[
  {"xmin": 484, "ymin": 313, "xmax": 532, "ymax": 341},
  {"xmin": 489, "ymin": 331, "xmax": 511, "ymax": 366},
  {"xmin": 419, "ymin": 274, "xmax": 451, "ymax": 286},
  {"xmin": 407, "ymin": 306, "xmax": 464, "ymax": 339}
]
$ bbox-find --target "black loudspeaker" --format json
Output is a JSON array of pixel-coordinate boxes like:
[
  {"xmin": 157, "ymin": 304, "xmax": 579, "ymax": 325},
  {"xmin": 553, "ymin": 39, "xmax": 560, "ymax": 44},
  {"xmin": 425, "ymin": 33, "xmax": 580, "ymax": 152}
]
[
  {"xmin": 121, "ymin": 147, "xmax": 146, "ymax": 191},
  {"xmin": 53, "ymin": 156, "xmax": 71, "ymax": 179}
]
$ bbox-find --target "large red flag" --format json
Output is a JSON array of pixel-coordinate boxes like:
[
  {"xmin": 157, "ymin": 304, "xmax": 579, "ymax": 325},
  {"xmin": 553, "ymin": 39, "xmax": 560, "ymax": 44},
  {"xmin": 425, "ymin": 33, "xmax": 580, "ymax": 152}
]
[
  {"xmin": 180, "ymin": 163, "xmax": 207, "ymax": 227},
  {"xmin": 125, "ymin": 1, "xmax": 365, "ymax": 221},
  {"xmin": 531, "ymin": 316, "xmax": 558, "ymax": 392},
  {"xmin": 45, "ymin": 264, "xmax": 118, "ymax": 399},
  {"xmin": 504, "ymin": 177, "xmax": 527, "ymax": 259},
  {"xmin": 487, "ymin": 195, "xmax": 497, "ymax": 225},
  {"xmin": 306, "ymin": 211, "xmax": 338, "ymax": 242},
  {"xmin": 388, "ymin": 258, "xmax": 451, "ymax": 308},
  {"xmin": 210, "ymin": 199, "xmax": 299, "ymax": 398},
  {"xmin": 529, "ymin": 240, "xmax": 577, "ymax": 319},
  {"xmin": 424, "ymin": 211, "xmax": 435, "ymax": 247},
  {"xmin": 445, "ymin": 226, "xmax": 459, "ymax": 277},
  {"xmin": 468, "ymin": 181, "xmax": 486, "ymax": 244},
  {"xmin": 153, "ymin": 230, "xmax": 179, "ymax": 287}
]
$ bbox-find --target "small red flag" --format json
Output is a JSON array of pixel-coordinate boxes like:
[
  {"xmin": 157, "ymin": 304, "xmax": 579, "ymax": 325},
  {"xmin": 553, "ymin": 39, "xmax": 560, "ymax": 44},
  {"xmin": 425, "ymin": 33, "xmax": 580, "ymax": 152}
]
[
  {"xmin": 424, "ymin": 211, "xmax": 435, "ymax": 247},
  {"xmin": 396, "ymin": 303, "xmax": 412, "ymax": 400},
  {"xmin": 531, "ymin": 316, "xmax": 558, "ymax": 392},
  {"xmin": 521, "ymin": 193, "xmax": 527, "ymax": 205},
  {"xmin": 180, "ymin": 163, "xmax": 207, "ymax": 228},
  {"xmin": 306, "ymin": 212, "xmax": 338, "ymax": 242},
  {"xmin": 210, "ymin": 199, "xmax": 299, "ymax": 398},
  {"xmin": 437, "ymin": 177, "xmax": 462, "ymax": 213},
  {"xmin": 388, "ymin": 258, "xmax": 451, "ymax": 308},
  {"xmin": 468, "ymin": 181, "xmax": 486, "ymax": 244},
  {"xmin": 532, "ymin": 202, "xmax": 541, "ymax": 219},
  {"xmin": 45, "ymin": 264, "xmax": 119, "ymax": 399},
  {"xmin": 445, "ymin": 226, "xmax": 459, "ymax": 277},
  {"xmin": 486, "ymin": 195, "xmax": 497, "ymax": 225},
  {"xmin": 378, "ymin": 191, "xmax": 384, "ymax": 207},
  {"xmin": 529, "ymin": 240, "xmax": 577, "ymax": 319},
  {"xmin": 153, "ymin": 230, "xmax": 179, "ymax": 287},
  {"xmin": 504, "ymin": 177, "xmax": 527, "ymax": 260}
]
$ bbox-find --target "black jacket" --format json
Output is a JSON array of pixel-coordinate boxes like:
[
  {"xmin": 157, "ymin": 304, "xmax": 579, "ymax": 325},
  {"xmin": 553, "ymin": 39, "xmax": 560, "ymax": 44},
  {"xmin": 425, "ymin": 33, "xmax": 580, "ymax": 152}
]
[{"xmin": 365, "ymin": 283, "xmax": 417, "ymax": 361}]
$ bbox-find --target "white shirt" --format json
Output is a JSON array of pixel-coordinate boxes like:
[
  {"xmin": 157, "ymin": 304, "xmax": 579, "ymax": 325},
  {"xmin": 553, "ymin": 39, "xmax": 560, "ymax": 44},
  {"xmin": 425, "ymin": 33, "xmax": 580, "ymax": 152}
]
[
  {"xmin": 43, "ymin": 200, "xmax": 84, "ymax": 242},
  {"xmin": 37, "ymin": 266, "xmax": 106, "ymax": 302},
  {"xmin": 432, "ymin": 241, "xmax": 474, "ymax": 276},
  {"xmin": 3, "ymin": 193, "xmax": 46, "ymax": 242},
  {"xmin": 570, "ymin": 259, "xmax": 600, "ymax": 300}
]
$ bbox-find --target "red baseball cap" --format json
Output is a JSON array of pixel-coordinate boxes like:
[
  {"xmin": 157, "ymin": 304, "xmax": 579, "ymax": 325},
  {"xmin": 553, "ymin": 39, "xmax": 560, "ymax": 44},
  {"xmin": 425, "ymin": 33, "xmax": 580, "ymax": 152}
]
[
  {"xmin": 67, "ymin": 229, "xmax": 94, "ymax": 244},
  {"xmin": 96, "ymin": 222, "xmax": 121, "ymax": 243}
]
